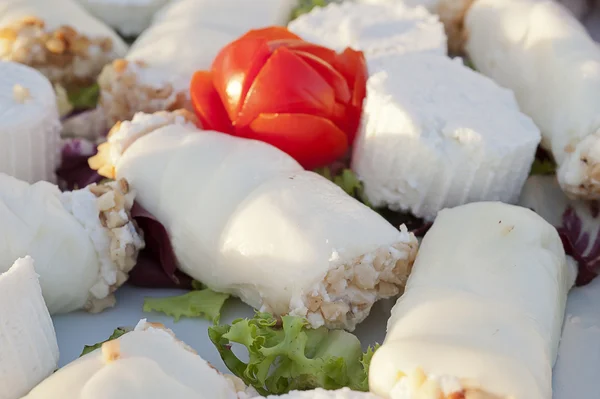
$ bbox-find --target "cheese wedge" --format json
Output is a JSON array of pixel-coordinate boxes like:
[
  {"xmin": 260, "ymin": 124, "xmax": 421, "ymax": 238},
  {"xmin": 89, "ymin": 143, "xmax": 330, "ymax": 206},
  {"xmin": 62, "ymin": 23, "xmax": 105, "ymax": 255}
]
[
  {"xmin": 288, "ymin": 2, "xmax": 447, "ymax": 58},
  {"xmin": 24, "ymin": 320, "xmax": 246, "ymax": 399},
  {"xmin": 89, "ymin": 111, "xmax": 419, "ymax": 331},
  {"xmin": 465, "ymin": 0, "xmax": 600, "ymax": 199},
  {"xmin": 352, "ymin": 53, "xmax": 540, "ymax": 221},
  {"xmin": 77, "ymin": 0, "xmax": 170, "ymax": 37},
  {"xmin": 0, "ymin": 256, "xmax": 59, "ymax": 399},
  {"xmin": 0, "ymin": 0, "xmax": 127, "ymax": 86},
  {"xmin": 98, "ymin": 0, "xmax": 296, "ymax": 128},
  {"xmin": 0, "ymin": 173, "xmax": 144, "ymax": 314},
  {"xmin": 369, "ymin": 202, "xmax": 576, "ymax": 399},
  {"xmin": 0, "ymin": 61, "xmax": 60, "ymax": 183}
]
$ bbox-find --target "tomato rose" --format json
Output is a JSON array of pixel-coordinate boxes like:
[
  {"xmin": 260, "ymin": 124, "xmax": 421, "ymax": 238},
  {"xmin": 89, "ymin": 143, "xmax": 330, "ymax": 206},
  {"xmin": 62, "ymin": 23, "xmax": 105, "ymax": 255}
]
[{"xmin": 190, "ymin": 26, "xmax": 367, "ymax": 170}]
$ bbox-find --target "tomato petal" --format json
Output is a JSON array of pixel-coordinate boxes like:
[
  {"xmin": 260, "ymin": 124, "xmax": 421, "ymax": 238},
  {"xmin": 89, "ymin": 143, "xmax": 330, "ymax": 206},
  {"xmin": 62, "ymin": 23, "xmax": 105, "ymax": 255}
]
[
  {"xmin": 239, "ymin": 26, "xmax": 302, "ymax": 41},
  {"xmin": 211, "ymin": 38, "xmax": 272, "ymax": 121},
  {"xmin": 236, "ymin": 47, "xmax": 335, "ymax": 128},
  {"xmin": 269, "ymin": 39, "xmax": 339, "ymax": 66},
  {"xmin": 293, "ymin": 50, "xmax": 351, "ymax": 104},
  {"xmin": 331, "ymin": 48, "xmax": 367, "ymax": 144},
  {"xmin": 190, "ymin": 70, "xmax": 233, "ymax": 133},
  {"xmin": 239, "ymin": 113, "xmax": 348, "ymax": 170}
]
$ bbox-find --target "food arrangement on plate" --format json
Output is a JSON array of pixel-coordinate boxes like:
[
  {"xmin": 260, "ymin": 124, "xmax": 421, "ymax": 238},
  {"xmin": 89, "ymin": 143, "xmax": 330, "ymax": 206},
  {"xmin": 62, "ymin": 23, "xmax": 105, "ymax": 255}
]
[{"xmin": 1, "ymin": 0, "xmax": 600, "ymax": 398}]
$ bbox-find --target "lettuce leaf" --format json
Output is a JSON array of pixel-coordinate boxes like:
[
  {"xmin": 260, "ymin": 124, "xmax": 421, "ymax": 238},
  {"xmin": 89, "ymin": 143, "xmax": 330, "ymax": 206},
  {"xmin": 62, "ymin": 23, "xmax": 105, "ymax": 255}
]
[
  {"xmin": 67, "ymin": 83, "xmax": 100, "ymax": 110},
  {"xmin": 530, "ymin": 158, "xmax": 557, "ymax": 176},
  {"xmin": 208, "ymin": 312, "xmax": 377, "ymax": 396},
  {"xmin": 314, "ymin": 167, "xmax": 374, "ymax": 208},
  {"xmin": 290, "ymin": 0, "xmax": 331, "ymax": 21},
  {"xmin": 80, "ymin": 327, "xmax": 130, "ymax": 357},
  {"xmin": 143, "ymin": 288, "xmax": 230, "ymax": 323}
]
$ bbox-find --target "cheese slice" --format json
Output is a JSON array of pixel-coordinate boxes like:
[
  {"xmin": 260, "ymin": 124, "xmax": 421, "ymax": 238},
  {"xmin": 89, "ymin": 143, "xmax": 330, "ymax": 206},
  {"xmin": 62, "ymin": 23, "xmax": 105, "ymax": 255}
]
[
  {"xmin": 465, "ymin": 0, "xmax": 600, "ymax": 199},
  {"xmin": 0, "ymin": 256, "xmax": 59, "ymax": 399},
  {"xmin": 76, "ymin": 0, "xmax": 170, "ymax": 36},
  {"xmin": 0, "ymin": 61, "xmax": 60, "ymax": 183},
  {"xmin": 369, "ymin": 202, "xmax": 575, "ymax": 399},
  {"xmin": 89, "ymin": 111, "xmax": 419, "ymax": 331},
  {"xmin": 24, "ymin": 320, "xmax": 244, "ymax": 399},
  {"xmin": 288, "ymin": 1, "xmax": 447, "ymax": 58},
  {"xmin": 352, "ymin": 53, "xmax": 540, "ymax": 221}
]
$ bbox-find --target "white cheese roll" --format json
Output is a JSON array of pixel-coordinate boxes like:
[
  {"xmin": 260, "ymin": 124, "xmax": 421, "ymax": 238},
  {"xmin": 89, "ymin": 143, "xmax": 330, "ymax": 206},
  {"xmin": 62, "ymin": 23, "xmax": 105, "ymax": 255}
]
[
  {"xmin": 24, "ymin": 320, "xmax": 245, "ymax": 399},
  {"xmin": 89, "ymin": 111, "xmax": 419, "ymax": 331},
  {"xmin": 77, "ymin": 0, "xmax": 170, "ymax": 37},
  {"xmin": 0, "ymin": 257, "xmax": 59, "ymax": 399},
  {"xmin": 0, "ymin": 0, "xmax": 127, "ymax": 86},
  {"xmin": 352, "ymin": 54, "xmax": 540, "ymax": 221},
  {"xmin": 0, "ymin": 174, "xmax": 144, "ymax": 314},
  {"xmin": 465, "ymin": 0, "xmax": 600, "ymax": 199},
  {"xmin": 369, "ymin": 202, "xmax": 576, "ymax": 399},
  {"xmin": 288, "ymin": 2, "xmax": 447, "ymax": 59},
  {"xmin": 98, "ymin": 0, "xmax": 296, "ymax": 128},
  {"xmin": 0, "ymin": 61, "xmax": 60, "ymax": 183}
]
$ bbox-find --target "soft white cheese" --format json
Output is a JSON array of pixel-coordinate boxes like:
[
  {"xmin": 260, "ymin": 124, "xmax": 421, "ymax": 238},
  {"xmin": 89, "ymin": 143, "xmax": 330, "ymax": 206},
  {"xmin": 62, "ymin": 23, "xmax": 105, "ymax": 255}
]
[
  {"xmin": 24, "ymin": 320, "xmax": 243, "ymax": 399},
  {"xmin": 265, "ymin": 388, "xmax": 383, "ymax": 399},
  {"xmin": 0, "ymin": 61, "xmax": 60, "ymax": 183},
  {"xmin": 0, "ymin": 0, "xmax": 127, "ymax": 55},
  {"xmin": 352, "ymin": 53, "xmax": 540, "ymax": 221},
  {"xmin": 76, "ymin": 0, "xmax": 170, "ymax": 36},
  {"xmin": 106, "ymin": 113, "xmax": 416, "ymax": 330},
  {"xmin": 288, "ymin": 2, "xmax": 447, "ymax": 58},
  {"xmin": 369, "ymin": 202, "xmax": 575, "ymax": 399},
  {"xmin": 0, "ymin": 256, "xmax": 59, "ymax": 399},
  {"xmin": 465, "ymin": 0, "xmax": 600, "ymax": 199},
  {"xmin": 0, "ymin": 173, "xmax": 100, "ymax": 313}
]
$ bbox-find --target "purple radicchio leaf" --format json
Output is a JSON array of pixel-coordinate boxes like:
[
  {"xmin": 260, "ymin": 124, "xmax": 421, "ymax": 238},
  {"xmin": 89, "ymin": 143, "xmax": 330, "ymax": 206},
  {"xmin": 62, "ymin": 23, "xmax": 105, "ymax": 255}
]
[
  {"xmin": 128, "ymin": 202, "xmax": 193, "ymax": 289},
  {"xmin": 56, "ymin": 138, "xmax": 103, "ymax": 190}
]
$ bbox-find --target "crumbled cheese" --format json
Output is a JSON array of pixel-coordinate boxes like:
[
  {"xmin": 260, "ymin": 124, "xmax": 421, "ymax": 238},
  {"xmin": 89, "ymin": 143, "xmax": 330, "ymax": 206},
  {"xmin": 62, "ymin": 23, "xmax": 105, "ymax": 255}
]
[{"xmin": 288, "ymin": 2, "xmax": 447, "ymax": 58}]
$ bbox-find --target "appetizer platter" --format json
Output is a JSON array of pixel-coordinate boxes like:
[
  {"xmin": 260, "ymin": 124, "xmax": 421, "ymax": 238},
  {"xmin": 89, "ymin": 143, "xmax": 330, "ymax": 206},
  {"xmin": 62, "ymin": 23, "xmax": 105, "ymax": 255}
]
[{"xmin": 1, "ymin": 0, "xmax": 600, "ymax": 398}]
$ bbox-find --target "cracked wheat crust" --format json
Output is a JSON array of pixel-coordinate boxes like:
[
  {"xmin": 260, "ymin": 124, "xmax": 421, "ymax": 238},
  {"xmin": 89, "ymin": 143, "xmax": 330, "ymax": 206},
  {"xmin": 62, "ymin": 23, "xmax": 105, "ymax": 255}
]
[{"xmin": 0, "ymin": 17, "xmax": 120, "ymax": 86}]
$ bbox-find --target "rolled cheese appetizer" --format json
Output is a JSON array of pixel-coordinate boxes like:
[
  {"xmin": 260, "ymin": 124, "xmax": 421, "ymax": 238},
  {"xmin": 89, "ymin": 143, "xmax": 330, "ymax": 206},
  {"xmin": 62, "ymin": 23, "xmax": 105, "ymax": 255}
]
[
  {"xmin": 89, "ymin": 110, "xmax": 419, "ymax": 331},
  {"xmin": 464, "ymin": 0, "xmax": 600, "ymax": 199},
  {"xmin": 77, "ymin": 0, "xmax": 170, "ymax": 37},
  {"xmin": 288, "ymin": 2, "xmax": 447, "ymax": 59},
  {"xmin": 0, "ymin": 173, "xmax": 144, "ymax": 314},
  {"xmin": 352, "ymin": 53, "xmax": 540, "ymax": 221},
  {"xmin": 98, "ymin": 0, "xmax": 296, "ymax": 128},
  {"xmin": 265, "ymin": 388, "xmax": 383, "ymax": 399},
  {"xmin": 24, "ymin": 319, "xmax": 248, "ymax": 398},
  {"xmin": 369, "ymin": 202, "xmax": 576, "ymax": 399},
  {"xmin": 0, "ymin": 61, "xmax": 60, "ymax": 183},
  {"xmin": 0, "ymin": 256, "xmax": 59, "ymax": 399},
  {"xmin": 0, "ymin": 0, "xmax": 128, "ymax": 87}
]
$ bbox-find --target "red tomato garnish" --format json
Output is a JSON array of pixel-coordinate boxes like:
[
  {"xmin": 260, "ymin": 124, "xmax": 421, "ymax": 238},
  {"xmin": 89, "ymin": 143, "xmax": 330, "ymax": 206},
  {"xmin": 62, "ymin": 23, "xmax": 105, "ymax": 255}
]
[{"xmin": 189, "ymin": 26, "xmax": 368, "ymax": 169}]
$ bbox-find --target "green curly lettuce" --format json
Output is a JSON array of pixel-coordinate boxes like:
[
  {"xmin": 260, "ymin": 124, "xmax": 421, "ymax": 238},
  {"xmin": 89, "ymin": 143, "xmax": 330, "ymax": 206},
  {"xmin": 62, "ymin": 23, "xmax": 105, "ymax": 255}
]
[
  {"xmin": 290, "ymin": 0, "xmax": 332, "ymax": 21},
  {"xmin": 530, "ymin": 158, "xmax": 557, "ymax": 176},
  {"xmin": 143, "ymin": 286, "xmax": 230, "ymax": 323},
  {"xmin": 67, "ymin": 83, "xmax": 100, "ymax": 110},
  {"xmin": 314, "ymin": 167, "xmax": 374, "ymax": 208},
  {"xmin": 208, "ymin": 312, "xmax": 378, "ymax": 396},
  {"xmin": 79, "ymin": 327, "xmax": 130, "ymax": 357}
]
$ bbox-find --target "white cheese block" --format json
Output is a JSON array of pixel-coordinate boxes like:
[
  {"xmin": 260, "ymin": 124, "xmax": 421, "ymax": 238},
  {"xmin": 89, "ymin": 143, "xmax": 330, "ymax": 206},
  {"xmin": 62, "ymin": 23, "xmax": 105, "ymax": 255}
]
[
  {"xmin": 0, "ymin": 173, "xmax": 143, "ymax": 314},
  {"xmin": 0, "ymin": 0, "xmax": 127, "ymax": 56},
  {"xmin": 352, "ymin": 53, "xmax": 541, "ymax": 221},
  {"xmin": 94, "ymin": 111, "xmax": 418, "ymax": 331},
  {"xmin": 77, "ymin": 0, "xmax": 171, "ymax": 37},
  {"xmin": 465, "ymin": 0, "xmax": 600, "ymax": 199},
  {"xmin": 288, "ymin": 2, "xmax": 447, "ymax": 58},
  {"xmin": 24, "ymin": 320, "xmax": 243, "ymax": 399},
  {"xmin": 266, "ymin": 388, "xmax": 383, "ymax": 399},
  {"xmin": 369, "ymin": 202, "xmax": 575, "ymax": 399},
  {"xmin": 0, "ymin": 61, "xmax": 60, "ymax": 183},
  {"xmin": 0, "ymin": 256, "xmax": 59, "ymax": 399}
]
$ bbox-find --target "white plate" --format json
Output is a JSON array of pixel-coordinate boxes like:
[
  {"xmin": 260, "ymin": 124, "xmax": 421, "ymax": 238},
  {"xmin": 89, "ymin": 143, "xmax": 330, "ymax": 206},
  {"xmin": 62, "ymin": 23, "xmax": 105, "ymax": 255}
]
[{"xmin": 52, "ymin": 281, "xmax": 600, "ymax": 398}]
